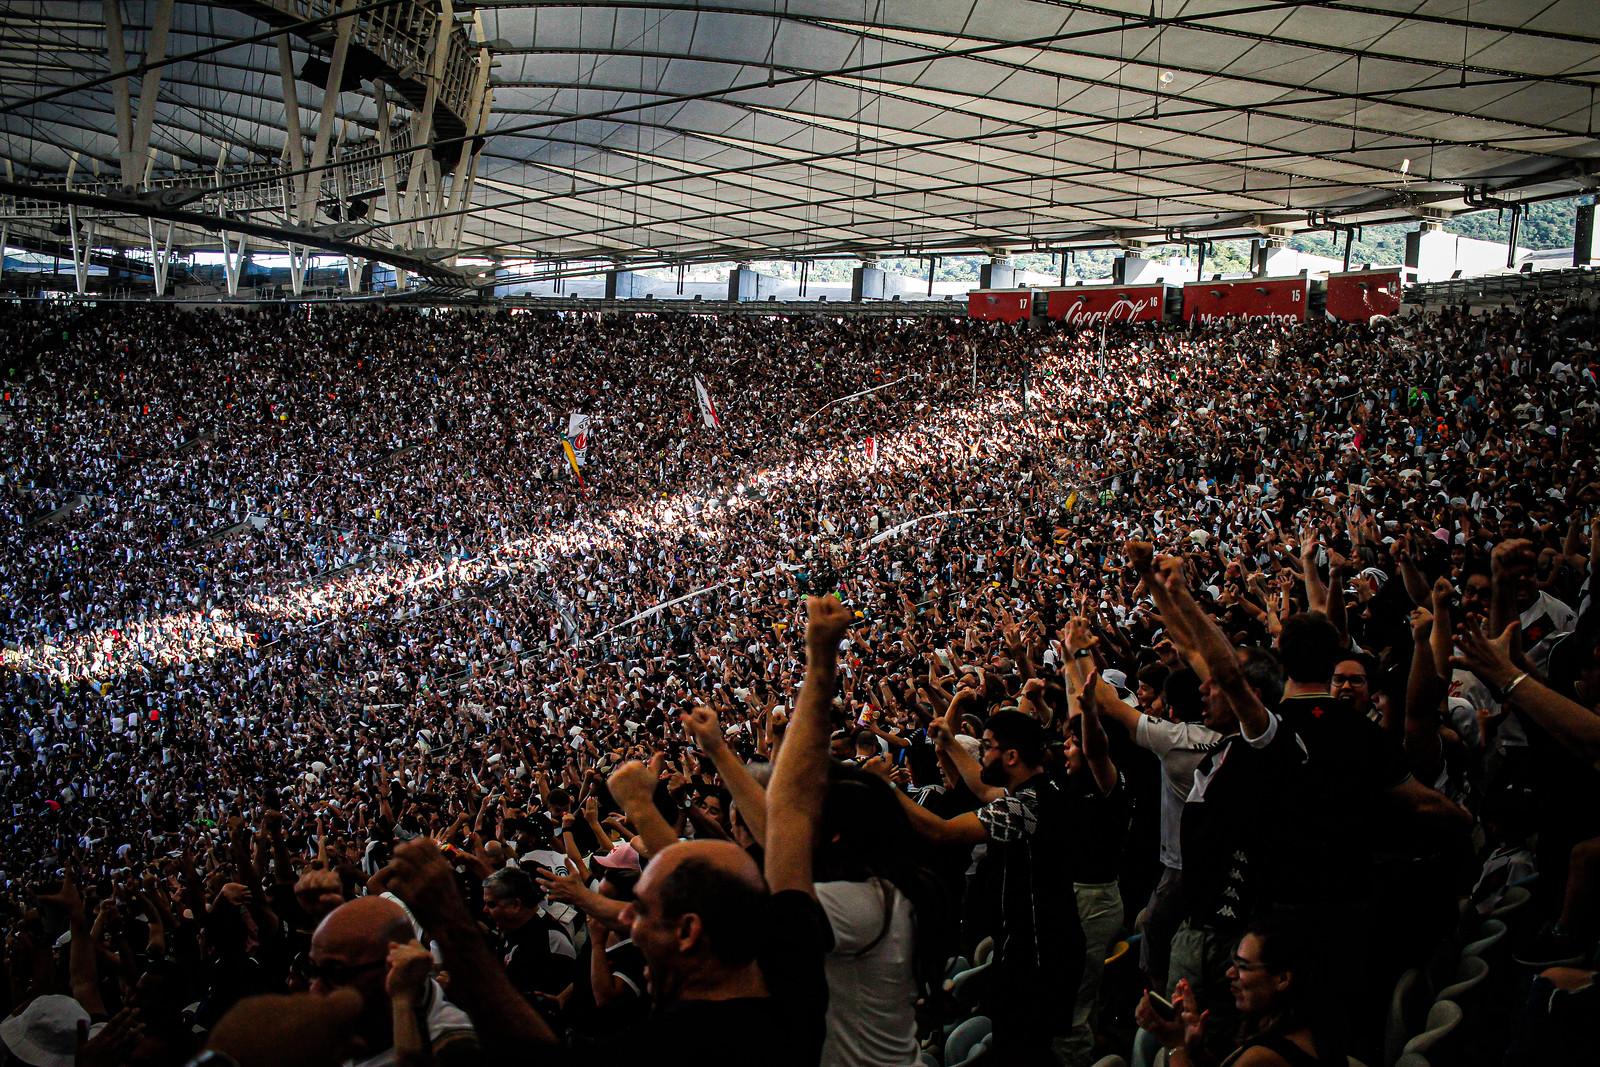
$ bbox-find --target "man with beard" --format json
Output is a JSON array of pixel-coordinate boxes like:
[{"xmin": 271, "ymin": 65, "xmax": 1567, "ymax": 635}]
[{"xmin": 897, "ymin": 708, "xmax": 1084, "ymax": 1065}]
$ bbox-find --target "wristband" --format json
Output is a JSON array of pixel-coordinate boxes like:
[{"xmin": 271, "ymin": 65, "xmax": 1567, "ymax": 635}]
[
  {"xmin": 1073, "ymin": 648, "xmax": 1093, "ymax": 660},
  {"xmin": 1501, "ymin": 672, "xmax": 1529, "ymax": 701}
]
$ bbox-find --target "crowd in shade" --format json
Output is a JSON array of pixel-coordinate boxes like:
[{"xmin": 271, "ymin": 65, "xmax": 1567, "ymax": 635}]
[{"xmin": 1, "ymin": 295, "xmax": 1599, "ymax": 1067}]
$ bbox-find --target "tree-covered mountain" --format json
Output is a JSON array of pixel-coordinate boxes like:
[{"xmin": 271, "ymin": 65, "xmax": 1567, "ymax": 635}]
[{"xmin": 665, "ymin": 195, "xmax": 1593, "ymax": 285}]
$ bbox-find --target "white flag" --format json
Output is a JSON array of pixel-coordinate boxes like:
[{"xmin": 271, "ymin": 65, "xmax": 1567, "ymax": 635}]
[
  {"xmin": 566, "ymin": 412, "xmax": 592, "ymax": 466},
  {"xmin": 693, "ymin": 375, "xmax": 722, "ymax": 429}
]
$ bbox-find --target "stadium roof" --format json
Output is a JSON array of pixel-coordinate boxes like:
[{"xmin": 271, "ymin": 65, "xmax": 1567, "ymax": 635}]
[{"xmin": 2, "ymin": 0, "xmax": 1598, "ymax": 285}]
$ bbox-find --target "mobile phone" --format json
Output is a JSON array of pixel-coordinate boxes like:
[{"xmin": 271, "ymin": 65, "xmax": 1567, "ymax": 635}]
[{"xmin": 1147, "ymin": 992, "xmax": 1178, "ymax": 1021}]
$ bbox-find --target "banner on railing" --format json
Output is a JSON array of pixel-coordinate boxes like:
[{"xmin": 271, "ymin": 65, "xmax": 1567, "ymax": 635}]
[
  {"xmin": 1183, "ymin": 276, "xmax": 1309, "ymax": 323},
  {"xmin": 1325, "ymin": 267, "xmax": 1403, "ymax": 322},
  {"xmin": 1044, "ymin": 284, "xmax": 1168, "ymax": 325},
  {"xmin": 967, "ymin": 289, "xmax": 1034, "ymax": 323}
]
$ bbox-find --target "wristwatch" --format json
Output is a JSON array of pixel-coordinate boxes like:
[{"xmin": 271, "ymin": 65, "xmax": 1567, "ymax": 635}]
[{"xmin": 1073, "ymin": 648, "xmax": 1093, "ymax": 659}]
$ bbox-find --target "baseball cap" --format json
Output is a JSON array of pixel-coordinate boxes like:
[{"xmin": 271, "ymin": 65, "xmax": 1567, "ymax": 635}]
[
  {"xmin": 592, "ymin": 843, "xmax": 642, "ymax": 873},
  {"xmin": 1100, "ymin": 669, "xmax": 1135, "ymax": 702}
]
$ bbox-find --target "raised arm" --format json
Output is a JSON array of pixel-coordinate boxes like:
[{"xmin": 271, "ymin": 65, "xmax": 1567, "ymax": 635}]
[
  {"xmin": 1393, "ymin": 536, "xmax": 1432, "ymax": 607},
  {"xmin": 1403, "ymin": 607, "xmax": 1444, "ymax": 780},
  {"xmin": 606, "ymin": 758, "xmax": 679, "ymax": 859},
  {"xmin": 1299, "ymin": 529, "xmax": 1330, "ymax": 615},
  {"xmin": 383, "ymin": 840, "xmax": 561, "ymax": 1051},
  {"xmin": 39, "ymin": 868, "xmax": 106, "ymax": 1016},
  {"xmin": 1074, "ymin": 665, "xmax": 1119, "ymax": 797},
  {"xmin": 1130, "ymin": 542, "xmax": 1271, "ymax": 739},
  {"xmin": 682, "ymin": 705, "xmax": 769, "ymax": 844},
  {"xmin": 765, "ymin": 596, "xmax": 852, "ymax": 898},
  {"xmin": 1455, "ymin": 619, "xmax": 1600, "ymax": 772}
]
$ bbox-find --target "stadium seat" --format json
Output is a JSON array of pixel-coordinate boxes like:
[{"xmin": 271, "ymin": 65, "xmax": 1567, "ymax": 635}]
[
  {"xmin": 1460, "ymin": 919, "xmax": 1508, "ymax": 965},
  {"xmin": 1132, "ymin": 1021, "xmax": 1163, "ymax": 1067},
  {"xmin": 1384, "ymin": 968, "xmax": 1432, "ymax": 1067},
  {"xmin": 1400, "ymin": 1001, "xmax": 1463, "ymax": 1063},
  {"xmin": 944, "ymin": 959, "xmax": 993, "ymax": 1008},
  {"xmin": 1434, "ymin": 955, "xmax": 1490, "ymax": 1011},
  {"xmin": 1485, "ymin": 886, "xmax": 1532, "ymax": 925},
  {"xmin": 944, "ymin": 1016, "xmax": 993, "ymax": 1066}
]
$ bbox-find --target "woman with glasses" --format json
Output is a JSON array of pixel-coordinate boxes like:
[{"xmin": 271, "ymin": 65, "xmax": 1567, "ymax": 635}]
[{"xmin": 1135, "ymin": 915, "xmax": 1345, "ymax": 1067}]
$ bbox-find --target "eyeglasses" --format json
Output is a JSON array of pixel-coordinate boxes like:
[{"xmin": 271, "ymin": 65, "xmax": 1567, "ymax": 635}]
[
  {"xmin": 1331, "ymin": 675, "xmax": 1369, "ymax": 688},
  {"xmin": 294, "ymin": 956, "xmax": 386, "ymax": 986},
  {"xmin": 1230, "ymin": 954, "xmax": 1272, "ymax": 973}
]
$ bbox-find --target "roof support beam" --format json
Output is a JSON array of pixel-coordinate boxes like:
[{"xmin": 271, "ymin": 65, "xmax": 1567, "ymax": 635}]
[
  {"xmin": 66, "ymin": 204, "xmax": 96, "ymax": 294},
  {"xmin": 0, "ymin": 0, "xmax": 407, "ymax": 117},
  {"xmin": 100, "ymin": 0, "xmax": 136, "ymax": 185},
  {"xmin": 0, "ymin": 179, "xmax": 464, "ymax": 281},
  {"xmin": 147, "ymin": 218, "xmax": 175, "ymax": 295},
  {"xmin": 128, "ymin": 0, "xmax": 175, "ymax": 183},
  {"xmin": 298, "ymin": 0, "xmax": 358, "ymax": 226},
  {"xmin": 277, "ymin": 35, "xmax": 308, "ymax": 212}
]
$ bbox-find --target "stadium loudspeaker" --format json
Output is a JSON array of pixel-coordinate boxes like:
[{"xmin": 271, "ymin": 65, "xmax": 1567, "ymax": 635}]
[{"xmin": 1575, "ymin": 204, "xmax": 1597, "ymax": 267}]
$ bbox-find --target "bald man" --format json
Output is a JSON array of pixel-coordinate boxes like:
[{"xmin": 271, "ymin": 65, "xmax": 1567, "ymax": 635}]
[
  {"xmin": 369, "ymin": 596, "xmax": 851, "ymax": 1066},
  {"xmin": 307, "ymin": 896, "xmax": 478, "ymax": 1067}
]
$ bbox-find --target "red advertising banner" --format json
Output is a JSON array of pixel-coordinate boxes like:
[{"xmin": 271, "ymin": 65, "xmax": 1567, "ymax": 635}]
[
  {"xmin": 1182, "ymin": 276, "xmax": 1309, "ymax": 323},
  {"xmin": 967, "ymin": 289, "xmax": 1035, "ymax": 323},
  {"xmin": 1325, "ymin": 268, "xmax": 1403, "ymax": 322},
  {"xmin": 1044, "ymin": 284, "xmax": 1168, "ymax": 326}
]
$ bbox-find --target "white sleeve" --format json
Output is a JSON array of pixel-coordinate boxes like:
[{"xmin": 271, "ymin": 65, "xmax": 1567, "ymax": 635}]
[
  {"xmin": 1135, "ymin": 715, "xmax": 1183, "ymax": 757},
  {"xmin": 1242, "ymin": 710, "xmax": 1281, "ymax": 749}
]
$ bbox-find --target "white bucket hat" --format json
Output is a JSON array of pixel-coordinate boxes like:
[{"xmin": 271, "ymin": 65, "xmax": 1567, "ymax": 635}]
[{"xmin": 0, "ymin": 995, "xmax": 90, "ymax": 1067}]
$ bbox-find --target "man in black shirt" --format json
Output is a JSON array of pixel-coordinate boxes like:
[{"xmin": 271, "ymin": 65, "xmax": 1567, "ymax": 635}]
[
  {"xmin": 1058, "ymin": 662, "xmax": 1133, "ymax": 1067},
  {"xmin": 345, "ymin": 595, "xmax": 851, "ymax": 1067},
  {"xmin": 898, "ymin": 708, "xmax": 1085, "ymax": 1065},
  {"xmin": 1274, "ymin": 611, "xmax": 1467, "ymax": 1054},
  {"xmin": 481, "ymin": 868, "xmax": 574, "ymax": 1011},
  {"xmin": 1130, "ymin": 542, "xmax": 1309, "ymax": 1059}
]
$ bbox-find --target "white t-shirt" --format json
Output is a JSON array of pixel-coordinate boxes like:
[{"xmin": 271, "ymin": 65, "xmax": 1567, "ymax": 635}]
[
  {"xmin": 1135, "ymin": 716, "xmax": 1228, "ymax": 870},
  {"xmin": 347, "ymin": 979, "xmax": 474, "ymax": 1067},
  {"xmin": 816, "ymin": 879, "xmax": 919, "ymax": 1067}
]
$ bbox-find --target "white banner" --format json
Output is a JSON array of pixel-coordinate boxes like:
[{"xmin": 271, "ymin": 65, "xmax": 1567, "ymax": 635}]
[
  {"xmin": 566, "ymin": 412, "xmax": 592, "ymax": 466},
  {"xmin": 692, "ymin": 375, "xmax": 721, "ymax": 429}
]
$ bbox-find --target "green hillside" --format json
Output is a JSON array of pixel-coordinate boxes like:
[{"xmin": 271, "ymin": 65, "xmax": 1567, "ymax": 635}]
[{"xmin": 700, "ymin": 195, "xmax": 1592, "ymax": 285}]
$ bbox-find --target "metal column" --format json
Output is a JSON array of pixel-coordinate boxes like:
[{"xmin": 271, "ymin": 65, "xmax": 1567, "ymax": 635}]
[{"xmin": 297, "ymin": 0, "xmax": 358, "ymax": 225}]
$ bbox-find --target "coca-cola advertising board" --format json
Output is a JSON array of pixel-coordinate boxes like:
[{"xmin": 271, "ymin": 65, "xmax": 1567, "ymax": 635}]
[
  {"xmin": 1182, "ymin": 276, "xmax": 1308, "ymax": 323},
  {"xmin": 1325, "ymin": 268, "xmax": 1403, "ymax": 322},
  {"xmin": 967, "ymin": 289, "xmax": 1035, "ymax": 323},
  {"xmin": 1044, "ymin": 285, "xmax": 1168, "ymax": 326}
]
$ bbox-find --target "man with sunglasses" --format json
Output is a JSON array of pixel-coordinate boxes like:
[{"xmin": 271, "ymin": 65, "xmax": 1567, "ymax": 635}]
[{"xmin": 305, "ymin": 896, "xmax": 477, "ymax": 1067}]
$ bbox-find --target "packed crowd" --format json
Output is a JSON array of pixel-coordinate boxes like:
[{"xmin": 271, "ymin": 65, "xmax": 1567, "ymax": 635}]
[{"xmin": 2, "ymin": 294, "xmax": 1598, "ymax": 1067}]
